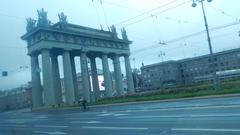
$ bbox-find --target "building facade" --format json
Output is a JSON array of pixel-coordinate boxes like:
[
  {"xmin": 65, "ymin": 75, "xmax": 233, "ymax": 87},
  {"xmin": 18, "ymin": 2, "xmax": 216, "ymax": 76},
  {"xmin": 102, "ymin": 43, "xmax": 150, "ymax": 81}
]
[
  {"xmin": 141, "ymin": 48, "xmax": 240, "ymax": 90},
  {"xmin": 0, "ymin": 86, "xmax": 32, "ymax": 112},
  {"xmin": 21, "ymin": 9, "xmax": 135, "ymax": 108}
]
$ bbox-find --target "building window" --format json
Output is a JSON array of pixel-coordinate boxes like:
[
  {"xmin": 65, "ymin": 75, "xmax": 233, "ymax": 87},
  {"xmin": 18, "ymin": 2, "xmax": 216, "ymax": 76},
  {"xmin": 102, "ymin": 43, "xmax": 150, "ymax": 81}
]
[{"xmin": 226, "ymin": 61, "xmax": 229, "ymax": 65}]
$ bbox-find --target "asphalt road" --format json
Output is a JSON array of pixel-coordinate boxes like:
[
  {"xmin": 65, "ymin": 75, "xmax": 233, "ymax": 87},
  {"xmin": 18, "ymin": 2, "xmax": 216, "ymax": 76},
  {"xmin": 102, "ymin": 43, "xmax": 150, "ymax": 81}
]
[{"xmin": 0, "ymin": 96, "xmax": 240, "ymax": 135}]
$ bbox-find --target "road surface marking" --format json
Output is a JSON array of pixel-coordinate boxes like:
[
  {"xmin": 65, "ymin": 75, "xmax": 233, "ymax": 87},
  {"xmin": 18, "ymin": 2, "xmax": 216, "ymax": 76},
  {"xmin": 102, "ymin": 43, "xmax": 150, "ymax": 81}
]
[
  {"xmin": 126, "ymin": 110, "xmax": 132, "ymax": 112},
  {"xmin": 101, "ymin": 104, "xmax": 240, "ymax": 114},
  {"xmin": 97, "ymin": 113, "xmax": 128, "ymax": 117},
  {"xmin": 97, "ymin": 113, "xmax": 113, "ymax": 116},
  {"xmin": 113, "ymin": 114, "xmax": 128, "ymax": 116},
  {"xmin": 35, "ymin": 115, "xmax": 48, "ymax": 119},
  {"xmin": 7, "ymin": 121, "xmax": 25, "ymax": 124},
  {"xmin": 34, "ymin": 131, "xmax": 67, "ymax": 134},
  {"xmin": 65, "ymin": 104, "xmax": 240, "ymax": 116},
  {"xmin": 118, "ymin": 113, "xmax": 240, "ymax": 119},
  {"xmin": 34, "ymin": 125, "xmax": 68, "ymax": 128},
  {"xmin": 65, "ymin": 117, "xmax": 99, "ymax": 120},
  {"xmin": 171, "ymin": 128, "xmax": 240, "ymax": 132},
  {"xmin": 82, "ymin": 126, "xmax": 149, "ymax": 130},
  {"xmin": 70, "ymin": 121, "xmax": 102, "ymax": 124},
  {"xmin": 1, "ymin": 124, "xmax": 26, "ymax": 127}
]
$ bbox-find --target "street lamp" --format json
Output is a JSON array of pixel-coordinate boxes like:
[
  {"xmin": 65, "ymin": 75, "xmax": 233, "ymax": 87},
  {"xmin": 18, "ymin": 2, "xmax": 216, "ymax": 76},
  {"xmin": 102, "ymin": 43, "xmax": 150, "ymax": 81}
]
[{"xmin": 191, "ymin": 0, "xmax": 220, "ymax": 91}]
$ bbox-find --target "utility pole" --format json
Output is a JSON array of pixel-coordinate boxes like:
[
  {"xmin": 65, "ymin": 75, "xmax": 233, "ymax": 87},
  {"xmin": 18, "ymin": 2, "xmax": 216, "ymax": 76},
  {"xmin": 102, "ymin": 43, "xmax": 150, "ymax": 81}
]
[
  {"xmin": 158, "ymin": 51, "xmax": 166, "ymax": 87},
  {"xmin": 192, "ymin": 0, "xmax": 220, "ymax": 91},
  {"xmin": 158, "ymin": 51, "xmax": 165, "ymax": 62},
  {"xmin": 159, "ymin": 40, "xmax": 167, "ymax": 45},
  {"xmin": 132, "ymin": 58, "xmax": 136, "ymax": 69}
]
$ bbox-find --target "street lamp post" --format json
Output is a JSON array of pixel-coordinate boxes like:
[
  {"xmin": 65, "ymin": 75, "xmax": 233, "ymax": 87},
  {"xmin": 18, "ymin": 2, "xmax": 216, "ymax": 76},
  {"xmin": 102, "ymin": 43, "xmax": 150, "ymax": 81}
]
[{"xmin": 192, "ymin": 0, "xmax": 220, "ymax": 91}]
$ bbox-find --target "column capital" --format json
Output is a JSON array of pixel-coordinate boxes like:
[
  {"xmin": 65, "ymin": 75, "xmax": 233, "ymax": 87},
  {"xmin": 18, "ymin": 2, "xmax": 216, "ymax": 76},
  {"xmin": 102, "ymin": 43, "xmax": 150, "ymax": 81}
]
[
  {"xmin": 123, "ymin": 53, "xmax": 130, "ymax": 57},
  {"xmin": 109, "ymin": 53, "xmax": 122, "ymax": 60},
  {"xmin": 87, "ymin": 54, "xmax": 97, "ymax": 59},
  {"xmin": 41, "ymin": 48, "xmax": 50, "ymax": 52},
  {"xmin": 29, "ymin": 51, "xmax": 39, "ymax": 57},
  {"xmin": 111, "ymin": 54, "xmax": 121, "ymax": 62}
]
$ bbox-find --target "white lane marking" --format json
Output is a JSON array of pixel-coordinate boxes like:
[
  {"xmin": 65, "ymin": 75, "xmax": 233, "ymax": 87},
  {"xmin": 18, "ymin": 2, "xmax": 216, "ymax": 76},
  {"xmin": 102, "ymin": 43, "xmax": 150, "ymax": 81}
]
[
  {"xmin": 97, "ymin": 113, "xmax": 113, "ymax": 116},
  {"xmin": 1, "ymin": 124, "xmax": 26, "ymax": 127},
  {"xmin": 65, "ymin": 117, "xmax": 99, "ymax": 120},
  {"xmin": 113, "ymin": 104, "xmax": 240, "ymax": 114},
  {"xmin": 5, "ymin": 119, "xmax": 30, "ymax": 124},
  {"xmin": 34, "ymin": 131, "xmax": 67, "ymax": 134},
  {"xmin": 113, "ymin": 114, "xmax": 128, "ymax": 116},
  {"xmin": 97, "ymin": 113, "xmax": 128, "ymax": 117},
  {"xmin": 118, "ymin": 113, "xmax": 240, "ymax": 119},
  {"xmin": 172, "ymin": 128, "xmax": 240, "ymax": 132},
  {"xmin": 7, "ymin": 121, "xmax": 25, "ymax": 124},
  {"xmin": 35, "ymin": 116, "xmax": 48, "ymax": 119},
  {"xmin": 126, "ymin": 110, "xmax": 132, "ymax": 112},
  {"xmin": 65, "ymin": 104, "xmax": 240, "ymax": 116},
  {"xmin": 134, "ymin": 104, "xmax": 240, "ymax": 112},
  {"xmin": 82, "ymin": 126, "xmax": 149, "ymax": 130},
  {"xmin": 5, "ymin": 118, "xmax": 54, "ymax": 124},
  {"xmin": 70, "ymin": 121, "xmax": 102, "ymax": 124},
  {"xmin": 34, "ymin": 125, "xmax": 68, "ymax": 128}
]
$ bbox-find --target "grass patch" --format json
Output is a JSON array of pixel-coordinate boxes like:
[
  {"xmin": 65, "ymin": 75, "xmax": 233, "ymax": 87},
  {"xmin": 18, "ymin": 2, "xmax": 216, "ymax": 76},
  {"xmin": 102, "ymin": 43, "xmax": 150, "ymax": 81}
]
[{"xmin": 90, "ymin": 79, "xmax": 240, "ymax": 106}]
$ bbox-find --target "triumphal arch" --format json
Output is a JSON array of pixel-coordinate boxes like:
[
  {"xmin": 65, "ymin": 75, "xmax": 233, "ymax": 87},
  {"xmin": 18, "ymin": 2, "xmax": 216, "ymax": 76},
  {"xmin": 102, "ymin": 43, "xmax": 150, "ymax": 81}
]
[{"xmin": 21, "ymin": 9, "xmax": 135, "ymax": 108}]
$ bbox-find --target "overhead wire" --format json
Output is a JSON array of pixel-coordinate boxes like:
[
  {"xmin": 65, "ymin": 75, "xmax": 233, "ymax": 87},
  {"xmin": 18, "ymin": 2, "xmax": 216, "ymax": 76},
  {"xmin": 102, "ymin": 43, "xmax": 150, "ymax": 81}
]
[
  {"xmin": 122, "ymin": 0, "xmax": 191, "ymax": 28},
  {"xmin": 115, "ymin": 0, "xmax": 181, "ymax": 26},
  {"xmin": 0, "ymin": 1, "xmax": 198, "ymax": 49},
  {"xmin": 207, "ymin": 5, "xmax": 240, "ymax": 21},
  {"xmin": 103, "ymin": 0, "xmax": 200, "ymax": 26},
  {"xmin": 99, "ymin": 0, "xmax": 110, "ymax": 29},
  {"xmin": 166, "ymin": 21, "xmax": 240, "ymax": 44},
  {"xmin": 91, "ymin": 0, "xmax": 104, "ymax": 30},
  {"xmin": 134, "ymin": 30, "xmax": 240, "ymax": 63},
  {"xmin": 131, "ymin": 21, "xmax": 240, "ymax": 54},
  {"xmin": 103, "ymin": 0, "xmax": 140, "ymax": 12}
]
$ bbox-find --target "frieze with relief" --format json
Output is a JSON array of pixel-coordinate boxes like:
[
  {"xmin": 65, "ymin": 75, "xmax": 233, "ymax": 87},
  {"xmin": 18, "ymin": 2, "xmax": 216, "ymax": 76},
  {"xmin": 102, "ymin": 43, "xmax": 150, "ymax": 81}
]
[{"xmin": 28, "ymin": 31, "xmax": 129, "ymax": 50}]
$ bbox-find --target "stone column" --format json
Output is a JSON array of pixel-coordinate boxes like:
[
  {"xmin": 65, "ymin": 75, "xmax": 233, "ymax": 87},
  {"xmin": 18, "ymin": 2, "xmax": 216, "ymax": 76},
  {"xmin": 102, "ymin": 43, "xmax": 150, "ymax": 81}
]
[
  {"xmin": 102, "ymin": 54, "xmax": 113, "ymax": 97},
  {"xmin": 51, "ymin": 54, "xmax": 62, "ymax": 105},
  {"xmin": 124, "ymin": 55, "xmax": 135, "ymax": 94},
  {"xmin": 80, "ymin": 52, "xmax": 91, "ymax": 102},
  {"xmin": 113, "ymin": 55, "xmax": 124, "ymax": 96},
  {"xmin": 62, "ymin": 50, "xmax": 76, "ymax": 104},
  {"xmin": 90, "ymin": 56, "xmax": 100, "ymax": 100},
  {"xmin": 41, "ymin": 49, "xmax": 56, "ymax": 106},
  {"xmin": 30, "ymin": 54, "xmax": 43, "ymax": 108},
  {"xmin": 70, "ymin": 55, "xmax": 79, "ymax": 101}
]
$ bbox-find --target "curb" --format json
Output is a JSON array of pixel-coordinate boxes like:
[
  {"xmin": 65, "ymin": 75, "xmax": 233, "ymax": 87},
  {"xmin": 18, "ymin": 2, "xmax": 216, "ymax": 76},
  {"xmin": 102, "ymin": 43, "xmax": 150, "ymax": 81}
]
[
  {"xmin": 32, "ymin": 93, "xmax": 240, "ymax": 112},
  {"xmin": 89, "ymin": 93, "xmax": 240, "ymax": 108}
]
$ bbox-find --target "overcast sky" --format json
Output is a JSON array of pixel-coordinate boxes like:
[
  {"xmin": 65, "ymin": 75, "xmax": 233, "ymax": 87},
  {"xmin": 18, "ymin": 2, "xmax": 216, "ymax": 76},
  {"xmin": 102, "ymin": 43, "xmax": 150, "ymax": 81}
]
[{"xmin": 0, "ymin": 0, "xmax": 239, "ymax": 90}]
